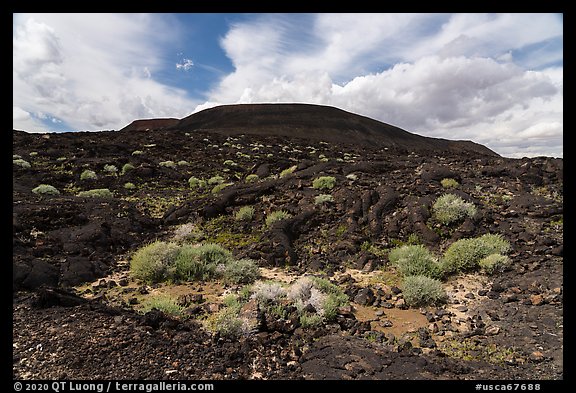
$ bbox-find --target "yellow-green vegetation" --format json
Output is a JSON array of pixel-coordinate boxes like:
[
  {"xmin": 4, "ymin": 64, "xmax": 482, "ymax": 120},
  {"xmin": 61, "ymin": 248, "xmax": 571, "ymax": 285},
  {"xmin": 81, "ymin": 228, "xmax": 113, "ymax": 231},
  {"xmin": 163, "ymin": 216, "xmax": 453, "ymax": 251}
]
[
  {"xmin": 138, "ymin": 294, "xmax": 185, "ymax": 317},
  {"xmin": 245, "ymin": 174, "xmax": 259, "ymax": 183},
  {"xmin": 388, "ymin": 245, "xmax": 443, "ymax": 279},
  {"xmin": 32, "ymin": 184, "xmax": 60, "ymax": 196},
  {"xmin": 401, "ymin": 275, "xmax": 447, "ymax": 307},
  {"xmin": 440, "ymin": 178, "xmax": 459, "ymax": 189},
  {"xmin": 265, "ymin": 210, "xmax": 292, "ymax": 227},
  {"xmin": 159, "ymin": 160, "xmax": 177, "ymax": 168},
  {"xmin": 280, "ymin": 165, "xmax": 298, "ymax": 178},
  {"xmin": 440, "ymin": 233, "xmax": 511, "ymax": 275},
  {"xmin": 235, "ymin": 206, "xmax": 255, "ymax": 222},
  {"xmin": 432, "ymin": 193, "xmax": 476, "ymax": 225},
  {"xmin": 177, "ymin": 160, "xmax": 190, "ymax": 166},
  {"xmin": 208, "ymin": 175, "xmax": 225, "ymax": 185},
  {"xmin": 131, "ymin": 150, "xmax": 144, "ymax": 156},
  {"xmin": 80, "ymin": 169, "xmax": 98, "ymax": 180},
  {"xmin": 212, "ymin": 183, "xmax": 232, "ymax": 194},
  {"xmin": 223, "ymin": 159, "xmax": 237, "ymax": 167},
  {"xmin": 77, "ymin": 188, "xmax": 113, "ymax": 198},
  {"xmin": 13, "ymin": 158, "xmax": 31, "ymax": 169},
  {"xmin": 478, "ymin": 254, "xmax": 511, "ymax": 275},
  {"xmin": 124, "ymin": 182, "xmax": 136, "ymax": 190},
  {"xmin": 103, "ymin": 164, "xmax": 118, "ymax": 175},
  {"xmin": 122, "ymin": 192, "xmax": 189, "ymax": 219},
  {"xmin": 312, "ymin": 176, "xmax": 336, "ymax": 190},
  {"xmin": 130, "ymin": 241, "xmax": 260, "ymax": 285},
  {"xmin": 188, "ymin": 176, "xmax": 207, "ymax": 189},
  {"xmin": 440, "ymin": 338, "xmax": 520, "ymax": 364},
  {"xmin": 121, "ymin": 163, "xmax": 135, "ymax": 175},
  {"xmin": 314, "ymin": 194, "xmax": 334, "ymax": 205}
]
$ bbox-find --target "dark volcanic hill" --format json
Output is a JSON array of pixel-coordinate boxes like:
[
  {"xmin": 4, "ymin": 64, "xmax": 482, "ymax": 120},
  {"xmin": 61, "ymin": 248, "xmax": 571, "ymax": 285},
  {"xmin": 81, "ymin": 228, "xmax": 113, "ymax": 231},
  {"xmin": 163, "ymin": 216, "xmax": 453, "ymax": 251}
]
[
  {"xmin": 171, "ymin": 103, "xmax": 498, "ymax": 156},
  {"xmin": 120, "ymin": 118, "xmax": 179, "ymax": 132}
]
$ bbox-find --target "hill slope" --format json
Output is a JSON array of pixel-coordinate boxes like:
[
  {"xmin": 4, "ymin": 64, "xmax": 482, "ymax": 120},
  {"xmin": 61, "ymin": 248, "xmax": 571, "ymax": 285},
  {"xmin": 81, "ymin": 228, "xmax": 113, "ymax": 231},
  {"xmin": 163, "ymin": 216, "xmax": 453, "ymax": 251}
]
[{"xmin": 168, "ymin": 103, "xmax": 497, "ymax": 156}]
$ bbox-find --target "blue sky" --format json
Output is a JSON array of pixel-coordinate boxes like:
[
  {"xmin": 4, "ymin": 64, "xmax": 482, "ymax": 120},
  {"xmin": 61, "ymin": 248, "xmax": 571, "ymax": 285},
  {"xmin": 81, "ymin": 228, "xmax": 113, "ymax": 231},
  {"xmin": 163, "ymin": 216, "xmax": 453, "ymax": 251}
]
[{"xmin": 13, "ymin": 13, "xmax": 563, "ymax": 157}]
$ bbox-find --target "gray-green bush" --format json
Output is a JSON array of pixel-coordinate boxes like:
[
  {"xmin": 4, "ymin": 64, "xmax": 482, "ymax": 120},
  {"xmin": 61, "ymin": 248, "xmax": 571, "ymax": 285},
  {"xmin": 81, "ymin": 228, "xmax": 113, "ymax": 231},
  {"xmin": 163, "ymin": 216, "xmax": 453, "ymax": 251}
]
[
  {"xmin": 32, "ymin": 184, "xmax": 60, "ymax": 196},
  {"xmin": 388, "ymin": 244, "xmax": 443, "ymax": 279},
  {"xmin": 265, "ymin": 210, "xmax": 292, "ymax": 227},
  {"xmin": 80, "ymin": 170, "xmax": 98, "ymax": 180},
  {"xmin": 77, "ymin": 188, "xmax": 113, "ymax": 198},
  {"xmin": 478, "ymin": 253, "xmax": 511, "ymax": 275},
  {"xmin": 13, "ymin": 159, "xmax": 31, "ymax": 169},
  {"xmin": 440, "ymin": 233, "xmax": 510, "ymax": 275},
  {"xmin": 312, "ymin": 176, "xmax": 336, "ymax": 190},
  {"xmin": 401, "ymin": 275, "xmax": 447, "ymax": 307},
  {"xmin": 432, "ymin": 193, "xmax": 476, "ymax": 225},
  {"xmin": 235, "ymin": 206, "xmax": 255, "ymax": 222}
]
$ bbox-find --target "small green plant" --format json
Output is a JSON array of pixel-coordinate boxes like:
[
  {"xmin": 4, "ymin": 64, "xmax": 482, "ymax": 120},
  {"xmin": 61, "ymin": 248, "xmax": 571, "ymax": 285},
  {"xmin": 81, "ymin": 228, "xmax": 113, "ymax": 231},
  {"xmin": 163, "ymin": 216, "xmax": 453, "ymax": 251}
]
[
  {"xmin": 177, "ymin": 160, "xmax": 190, "ymax": 166},
  {"xmin": 13, "ymin": 159, "xmax": 31, "ymax": 169},
  {"xmin": 345, "ymin": 173, "xmax": 358, "ymax": 181},
  {"xmin": 103, "ymin": 164, "xmax": 118, "ymax": 175},
  {"xmin": 401, "ymin": 275, "xmax": 447, "ymax": 307},
  {"xmin": 251, "ymin": 281, "xmax": 287, "ymax": 304},
  {"xmin": 124, "ymin": 182, "xmax": 136, "ymax": 190},
  {"xmin": 221, "ymin": 259, "xmax": 260, "ymax": 285},
  {"xmin": 479, "ymin": 254, "xmax": 511, "ymax": 275},
  {"xmin": 80, "ymin": 169, "xmax": 98, "ymax": 180},
  {"xmin": 77, "ymin": 188, "xmax": 113, "ymax": 198},
  {"xmin": 139, "ymin": 294, "xmax": 184, "ymax": 317},
  {"xmin": 188, "ymin": 176, "xmax": 207, "ymax": 189},
  {"xmin": 280, "ymin": 165, "xmax": 298, "ymax": 178},
  {"xmin": 388, "ymin": 244, "xmax": 443, "ymax": 279},
  {"xmin": 440, "ymin": 178, "xmax": 459, "ymax": 189},
  {"xmin": 121, "ymin": 163, "xmax": 135, "ymax": 175},
  {"xmin": 173, "ymin": 244, "xmax": 217, "ymax": 281},
  {"xmin": 131, "ymin": 150, "xmax": 144, "ymax": 156},
  {"xmin": 204, "ymin": 306, "xmax": 246, "ymax": 338},
  {"xmin": 159, "ymin": 161, "xmax": 177, "ymax": 168},
  {"xmin": 223, "ymin": 159, "xmax": 237, "ymax": 167},
  {"xmin": 314, "ymin": 194, "xmax": 334, "ymax": 205},
  {"xmin": 211, "ymin": 183, "xmax": 231, "ymax": 194},
  {"xmin": 235, "ymin": 206, "xmax": 255, "ymax": 222},
  {"xmin": 265, "ymin": 210, "xmax": 292, "ymax": 227},
  {"xmin": 245, "ymin": 174, "xmax": 259, "ymax": 183},
  {"xmin": 208, "ymin": 175, "xmax": 225, "ymax": 185},
  {"xmin": 312, "ymin": 176, "xmax": 336, "ymax": 190},
  {"xmin": 32, "ymin": 184, "xmax": 60, "ymax": 196},
  {"xmin": 432, "ymin": 193, "xmax": 476, "ymax": 225}
]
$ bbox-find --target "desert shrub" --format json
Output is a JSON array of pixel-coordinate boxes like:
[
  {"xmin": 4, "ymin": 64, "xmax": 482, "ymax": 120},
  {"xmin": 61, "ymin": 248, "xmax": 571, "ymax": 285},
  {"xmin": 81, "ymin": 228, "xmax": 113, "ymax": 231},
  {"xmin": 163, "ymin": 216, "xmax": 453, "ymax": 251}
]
[
  {"xmin": 251, "ymin": 281, "xmax": 287, "ymax": 304},
  {"xmin": 159, "ymin": 160, "xmax": 177, "ymax": 168},
  {"xmin": 103, "ymin": 164, "xmax": 118, "ymax": 175},
  {"xmin": 172, "ymin": 223, "xmax": 204, "ymax": 242},
  {"xmin": 139, "ymin": 294, "xmax": 184, "ymax": 317},
  {"xmin": 299, "ymin": 313, "xmax": 324, "ymax": 328},
  {"xmin": 314, "ymin": 194, "xmax": 334, "ymax": 205},
  {"xmin": 13, "ymin": 154, "xmax": 22, "ymax": 160},
  {"xmin": 132, "ymin": 150, "xmax": 144, "ymax": 156},
  {"xmin": 188, "ymin": 176, "xmax": 206, "ymax": 189},
  {"xmin": 432, "ymin": 193, "xmax": 476, "ymax": 225},
  {"xmin": 121, "ymin": 163, "xmax": 135, "ymax": 175},
  {"xmin": 80, "ymin": 169, "xmax": 98, "ymax": 180},
  {"xmin": 288, "ymin": 276, "xmax": 348, "ymax": 322},
  {"xmin": 280, "ymin": 165, "xmax": 298, "ymax": 178},
  {"xmin": 265, "ymin": 210, "xmax": 292, "ymax": 227},
  {"xmin": 13, "ymin": 158, "xmax": 31, "ymax": 169},
  {"xmin": 194, "ymin": 242, "xmax": 233, "ymax": 265},
  {"xmin": 205, "ymin": 306, "xmax": 246, "ymax": 338},
  {"xmin": 401, "ymin": 275, "xmax": 447, "ymax": 307},
  {"xmin": 345, "ymin": 173, "xmax": 358, "ymax": 181},
  {"xmin": 211, "ymin": 183, "xmax": 231, "ymax": 194},
  {"xmin": 245, "ymin": 174, "xmax": 259, "ymax": 183},
  {"xmin": 440, "ymin": 178, "xmax": 459, "ymax": 189},
  {"xmin": 388, "ymin": 245, "xmax": 443, "ymax": 279},
  {"xmin": 130, "ymin": 241, "xmax": 181, "ymax": 283},
  {"xmin": 32, "ymin": 184, "xmax": 60, "ymax": 196},
  {"xmin": 77, "ymin": 188, "xmax": 113, "ymax": 198},
  {"xmin": 208, "ymin": 175, "xmax": 225, "ymax": 185},
  {"xmin": 312, "ymin": 176, "xmax": 336, "ymax": 190},
  {"xmin": 223, "ymin": 159, "xmax": 237, "ymax": 167},
  {"xmin": 221, "ymin": 259, "xmax": 260, "ymax": 285},
  {"xmin": 235, "ymin": 206, "xmax": 255, "ymax": 222},
  {"xmin": 173, "ymin": 244, "xmax": 217, "ymax": 281},
  {"xmin": 440, "ymin": 234, "xmax": 511, "ymax": 275},
  {"xmin": 479, "ymin": 254, "xmax": 511, "ymax": 275},
  {"xmin": 177, "ymin": 160, "xmax": 190, "ymax": 166},
  {"xmin": 124, "ymin": 182, "xmax": 136, "ymax": 190}
]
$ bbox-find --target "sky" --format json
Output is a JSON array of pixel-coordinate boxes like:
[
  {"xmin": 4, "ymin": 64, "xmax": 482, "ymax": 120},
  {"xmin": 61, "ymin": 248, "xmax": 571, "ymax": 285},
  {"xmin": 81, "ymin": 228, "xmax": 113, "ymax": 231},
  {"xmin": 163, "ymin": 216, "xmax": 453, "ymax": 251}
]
[{"xmin": 13, "ymin": 13, "xmax": 563, "ymax": 158}]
